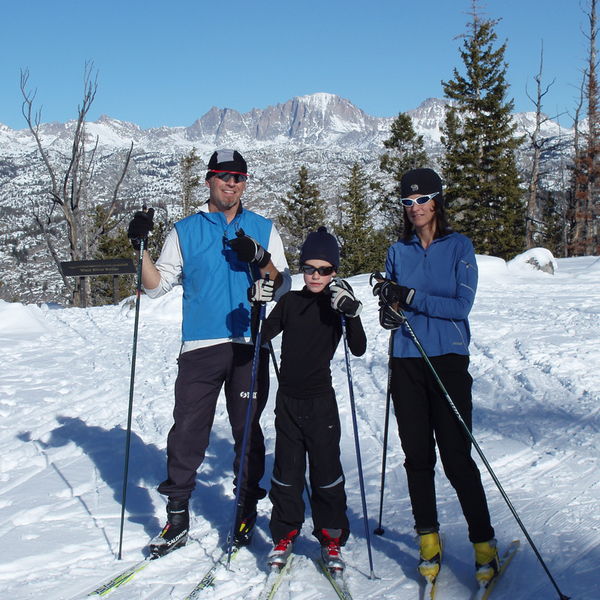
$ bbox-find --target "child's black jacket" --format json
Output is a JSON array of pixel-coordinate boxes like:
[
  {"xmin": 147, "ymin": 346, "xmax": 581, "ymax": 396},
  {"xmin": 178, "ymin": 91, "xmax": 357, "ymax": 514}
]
[{"xmin": 262, "ymin": 287, "xmax": 366, "ymax": 399}]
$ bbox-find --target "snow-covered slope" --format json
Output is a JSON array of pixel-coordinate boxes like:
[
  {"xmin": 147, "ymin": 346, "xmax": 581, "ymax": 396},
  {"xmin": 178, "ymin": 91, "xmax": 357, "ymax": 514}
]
[{"xmin": 0, "ymin": 253, "xmax": 597, "ymax": 599}]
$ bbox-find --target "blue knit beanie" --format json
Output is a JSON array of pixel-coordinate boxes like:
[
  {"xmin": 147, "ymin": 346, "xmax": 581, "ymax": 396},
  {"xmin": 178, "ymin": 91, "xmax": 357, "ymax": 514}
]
[{"xmin": 299, "ymin": 226, "xmax": 340, "ymax": 269}]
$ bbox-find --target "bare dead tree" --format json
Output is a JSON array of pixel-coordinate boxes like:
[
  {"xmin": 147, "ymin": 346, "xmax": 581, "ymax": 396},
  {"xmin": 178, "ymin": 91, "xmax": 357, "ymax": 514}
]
[
  {"xmin": 565, "ymin": 75, "xmax": 587, "ymax": 253},
  {"xmin": 524, "ymin": 43, "xmax": 569, "ymax": 249},
  {"xmin": 570, "ymin": 0, "xmax": 600, "ymax": 255},
  {"xmin": 20, "ymin": 63, "xmax": 133, "ymax": 306}
]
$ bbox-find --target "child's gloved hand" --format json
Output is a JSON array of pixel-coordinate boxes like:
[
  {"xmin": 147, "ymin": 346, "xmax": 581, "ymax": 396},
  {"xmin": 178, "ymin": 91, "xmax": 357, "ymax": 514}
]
[{"xmin": 330, "ymin": 279, "xmax": 362, "ymax": 318}]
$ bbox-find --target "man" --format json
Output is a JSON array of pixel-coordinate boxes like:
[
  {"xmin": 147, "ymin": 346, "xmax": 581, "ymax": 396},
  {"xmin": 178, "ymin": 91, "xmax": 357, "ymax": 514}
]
[{"xmin": 128, "ymin": 149, "xmax": 291, "ymax": 556}]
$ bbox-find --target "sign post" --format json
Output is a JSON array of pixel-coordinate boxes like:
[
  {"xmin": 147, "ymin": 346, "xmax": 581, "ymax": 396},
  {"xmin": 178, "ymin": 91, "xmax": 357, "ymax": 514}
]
[{"xmin": 60, "ymin": 259, "xmax": 136, "ymax": 305}]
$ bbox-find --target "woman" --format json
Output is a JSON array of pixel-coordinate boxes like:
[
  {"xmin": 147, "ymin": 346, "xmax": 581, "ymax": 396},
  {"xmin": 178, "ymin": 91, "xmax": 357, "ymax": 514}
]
[{"xmin": 375, "ymin": 168, "xmax": 498, "ymax": 587}]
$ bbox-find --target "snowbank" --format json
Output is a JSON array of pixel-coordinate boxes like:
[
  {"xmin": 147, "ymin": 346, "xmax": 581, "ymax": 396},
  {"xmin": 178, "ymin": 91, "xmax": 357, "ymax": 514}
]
[
  {"xmin": 0, "ymin": 300, "xmax": 51, "ymax": 336},
  {"xmin": 475, "ymin": 254, "xmax": 509, "ymax": 282}
]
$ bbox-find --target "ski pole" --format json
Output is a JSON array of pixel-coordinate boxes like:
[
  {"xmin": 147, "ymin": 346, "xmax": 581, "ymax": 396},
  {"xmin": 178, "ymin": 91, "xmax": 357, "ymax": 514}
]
[
  {"xmin": 118, "ymin": 237, "xmax": 145, "ymax": 560},
  {"xmin": 374, "ymin": 333, "xmax": 393, "ymax": 536},
  {"xmin": 392, "ymin": 305, "xmax": 570, "ymax": 600},
  {"xmin": 226, "ymin": 275, "xmax": 269, "ymax": 568},
  {"xmin": 340, "ymin": 314, "xmax": 376, "ymax": 579}
]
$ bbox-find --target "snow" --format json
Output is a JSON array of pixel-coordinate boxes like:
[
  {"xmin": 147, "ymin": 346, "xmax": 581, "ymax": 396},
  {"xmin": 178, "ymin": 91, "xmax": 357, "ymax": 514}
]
[
  {"xmin": 298, "ymin": 93, "xmax": 339, "ymax": 112},
  {"xmin": 1, "ymin": 253, "xmax": 598, "ymax": 599},
  {"xmin": 0, "ymin": 300, "xmax": 52, "ymax": 337}
]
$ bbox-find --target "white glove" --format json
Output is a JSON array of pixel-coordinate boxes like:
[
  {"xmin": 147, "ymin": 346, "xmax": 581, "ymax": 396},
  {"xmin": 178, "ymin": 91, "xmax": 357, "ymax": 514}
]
[
  {"xmin": 330, "ymin": 279, "xmax": 362, "ymax": 318},
  {"xmin": 248, "ymin": 278, "xmax": 275, "ymax": 303}
]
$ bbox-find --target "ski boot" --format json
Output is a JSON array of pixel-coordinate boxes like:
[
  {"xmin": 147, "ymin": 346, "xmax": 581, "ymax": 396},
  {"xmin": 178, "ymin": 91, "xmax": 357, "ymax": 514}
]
[
  {"xmin": 267, "ymin": 529, "xmax": 298, "ymax": 569},
  {"xmin": 320, "ymin": 528, "xmax": 345, "ymax": 573},
  {"xmin": 418, "ymin": 531, "xmax": 442, "ymax": 580},
  {"xmin": 149, "ymin": 499, "xmax": 189, "ymax": 558},
  {"xmin": 474, "ymin": 538, "xmax": 499, "ymax": 585}
]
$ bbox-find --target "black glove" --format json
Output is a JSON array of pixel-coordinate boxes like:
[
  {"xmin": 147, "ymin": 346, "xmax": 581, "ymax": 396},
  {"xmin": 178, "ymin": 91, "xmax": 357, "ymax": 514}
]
[
  {"xmin": 379, "ymin": 303, "xmax": 405, "ymax": 330},
  {"xmin": 330, "ymin": 279, "xmax": 362, "ymax": 318},
  {"xmin": 127, "ymin": 208, "xmax": 154, "ymax": 250},
  {"xmin": 229, "ymin": 230, "xmax": 271, "ymax": 268},
  {"xmin": 372, "ymin": 277, "xmax": 415, "ymax": 308},
  {"xmin": 248, "ymin": 278, "xmax": 275, "ymax": 303}
]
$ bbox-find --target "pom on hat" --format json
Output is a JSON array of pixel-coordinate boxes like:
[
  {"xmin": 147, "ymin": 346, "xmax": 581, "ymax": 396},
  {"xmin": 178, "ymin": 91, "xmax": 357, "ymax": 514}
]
[
  {"xmin": 299, "ymin": 226, "xmax": 340, "ymax": 270},
  {"xmin": 206, "ymin": 149, "xmax": 248, "ymax": 179},
  {"xmin": 400, "ymin": 168, "xmax": 443, "ymax": 203}
]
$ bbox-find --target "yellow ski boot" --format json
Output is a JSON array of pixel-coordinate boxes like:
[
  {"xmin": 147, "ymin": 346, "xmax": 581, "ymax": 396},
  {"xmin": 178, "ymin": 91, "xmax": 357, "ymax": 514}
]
[
  {"xmin": 474, "ymin": 539, "xmax": 500, "ymax": 585},
  {"xmin": 418, "ymin": 532, "xmax": 442, "ymax": 581}
]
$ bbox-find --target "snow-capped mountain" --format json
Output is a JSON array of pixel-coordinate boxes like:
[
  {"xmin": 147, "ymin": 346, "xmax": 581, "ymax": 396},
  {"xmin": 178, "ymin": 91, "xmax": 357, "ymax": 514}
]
[{"xmin": 0, "ymin": 93, "xmax": 575, "ymax": 303}]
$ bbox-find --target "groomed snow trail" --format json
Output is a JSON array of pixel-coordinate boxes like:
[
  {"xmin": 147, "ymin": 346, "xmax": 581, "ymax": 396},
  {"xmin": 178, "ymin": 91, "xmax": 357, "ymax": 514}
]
[{"xmin": 0, "ymin": 256, "xmax": 598, "ymax": 599}]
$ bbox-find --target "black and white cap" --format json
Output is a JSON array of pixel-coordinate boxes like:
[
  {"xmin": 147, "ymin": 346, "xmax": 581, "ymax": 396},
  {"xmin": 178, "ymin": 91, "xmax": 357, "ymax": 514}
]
[{"xmin": 206, "ymin": 149, "xmax": 247, "ymax": 179}]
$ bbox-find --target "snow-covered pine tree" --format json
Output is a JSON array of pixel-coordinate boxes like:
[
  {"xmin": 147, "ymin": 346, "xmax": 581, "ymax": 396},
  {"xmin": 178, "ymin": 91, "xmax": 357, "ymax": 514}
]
[
  {"xmin": 278, "ymin": 165, "xmax": 325, "ymax": 271},
  {"xmin": 180, "ymin": 148, "xmax": 202, "ymax": 218},
  {"xmin": 441, "ymin": 3, "xmax": 524, "ymax": 259},
  {"xmin": 379, "ymin": 113, "xmax": 429, "ymax": 241},
  {"xmin": 335, "ymin": 163, "xmax": 387, "ymax": 277}
]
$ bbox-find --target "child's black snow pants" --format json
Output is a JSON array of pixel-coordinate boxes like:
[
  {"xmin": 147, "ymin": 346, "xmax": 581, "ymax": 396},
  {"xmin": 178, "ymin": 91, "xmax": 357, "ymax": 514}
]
[{"xmin": 269, "ymin": 389, "xmax": 349, "ymax": 545}]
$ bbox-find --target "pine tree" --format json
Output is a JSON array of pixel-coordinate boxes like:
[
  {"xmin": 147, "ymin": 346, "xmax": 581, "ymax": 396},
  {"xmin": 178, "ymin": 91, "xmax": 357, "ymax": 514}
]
[
  {"xmin": 91, "ymin": 206, "xmax": 134, "ymax": 305},
  {"xmin": 180, "ymin": 148, "xmax": 202, "ymax": 218},
  {"xmin": 441, "ymin": 4, "xmax": 525, "ymax": 259},
  {"xmin": 335, "ymin": 163, "xmax": 388, "ymax": 277},
  {"xmin": 379, "ymin": 113, "xmax": 429, "ymax": 240},
  {"xmin": 540, "ymin": 191, "xmax": 564, "ymax": 255},
  {"xmin": 278, "ymin": 165, "xmax": 325, "ymax": 271},
  {"xmin": 90, "ymin": 205, "xmax": 170, "ymax": 305}
]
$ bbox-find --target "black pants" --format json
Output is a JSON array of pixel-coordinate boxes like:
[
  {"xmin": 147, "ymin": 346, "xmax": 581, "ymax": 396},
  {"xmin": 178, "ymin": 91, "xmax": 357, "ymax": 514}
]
[
  {"xmin": 391, "ymin": 354, "xmax": 494, "ymax": 543},
  {"xmin": 158, "ymin": 343, "xmax": 269, "ymax": 514},
  {"xmin": 269, "ymin": 390, "xmax": 349, "ymax": 545}
]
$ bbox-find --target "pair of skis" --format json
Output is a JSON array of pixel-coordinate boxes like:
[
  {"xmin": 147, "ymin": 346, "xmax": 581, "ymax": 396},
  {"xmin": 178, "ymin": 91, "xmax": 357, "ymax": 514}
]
[
  {"xmin": 182, "ymin": 546, "xmax": 241, "ymax": 599},
  {"xmin": 318, "ymin": 559, "xmax": 353, "ymax": 600},
  {"xmin": 82, "ymin": 544, "xmax": 240, "ymax": 598},
  {"xmin": 256, "ymin": 557, "xmax": 352, "ymax": 600},
  {"xmin": 256, "ymin": 557, "xmax": 295, "ymax": 600},
  {"xmin": 82, "ymin": 540, "xmax": 518, "ymax": 599},
  {"xmin": 82, "ymin": 547, "xmax": 352, "ymax": 600},
  {"xmin": 423, "ymin": 540, "xmax": 520, "ymax": 600},
  {"xmin": 84, "ymin": 556, "xmax": 152, "ymax": 596}
]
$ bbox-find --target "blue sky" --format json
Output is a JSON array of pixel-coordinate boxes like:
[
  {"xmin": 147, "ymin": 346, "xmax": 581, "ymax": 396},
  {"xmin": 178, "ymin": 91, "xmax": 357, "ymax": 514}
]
[{"xmin": 1, "ymin": 0, "xmax": 589, "ymax": 130}]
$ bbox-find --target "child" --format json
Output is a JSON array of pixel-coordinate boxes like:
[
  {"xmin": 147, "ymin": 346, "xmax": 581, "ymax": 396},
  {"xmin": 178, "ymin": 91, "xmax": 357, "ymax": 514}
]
[{"xmin": 259, "ymin": 226, "xmax": 367, "ymax": 571}]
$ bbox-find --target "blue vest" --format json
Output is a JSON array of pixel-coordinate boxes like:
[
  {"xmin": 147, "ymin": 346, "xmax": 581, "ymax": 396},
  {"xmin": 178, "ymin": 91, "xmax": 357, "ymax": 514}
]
[{"xmin": 174, "ymin": 208, "xmax": 273, "ymax": 341}]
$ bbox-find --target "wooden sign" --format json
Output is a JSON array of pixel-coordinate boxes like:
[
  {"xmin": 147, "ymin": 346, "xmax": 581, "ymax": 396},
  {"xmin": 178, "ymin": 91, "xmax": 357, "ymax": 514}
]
[{"xmin": 60, "ymin": 259, "xmax": 136, "ymax": 277}]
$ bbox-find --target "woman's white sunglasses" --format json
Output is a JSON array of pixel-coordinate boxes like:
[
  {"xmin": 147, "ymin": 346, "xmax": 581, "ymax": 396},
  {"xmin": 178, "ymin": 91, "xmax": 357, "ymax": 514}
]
[{"xmin": 400, "ymin": 192, "xmax": 439, "ymax": 207}]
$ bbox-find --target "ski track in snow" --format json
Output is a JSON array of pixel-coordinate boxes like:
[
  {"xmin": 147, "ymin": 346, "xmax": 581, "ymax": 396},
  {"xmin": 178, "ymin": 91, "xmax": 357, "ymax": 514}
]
[{"xmin": 1, "ymin": 256, "xmax": 599, "ymax": 599}]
